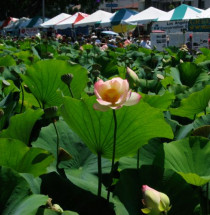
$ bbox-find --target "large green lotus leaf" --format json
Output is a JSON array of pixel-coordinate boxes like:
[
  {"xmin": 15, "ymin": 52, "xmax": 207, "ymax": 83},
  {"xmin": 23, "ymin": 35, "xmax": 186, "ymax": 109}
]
[
  {"xmin": 61, "ymin": 96, "xmax": 173, "ymax": 159},
  {"xmin": 156, "ymin": 136, "xmax": 210, "ymax": 186},
  {"xmin": 0, "ymin": 138, "xmax": 54, "ymax": 177},
  {"xmin": 178, "ymin": 62, "xmax": 201, "ymax": 87},
  {"xmin": 170, "ymin": 85, "xmax": 210, "ymax": 119},
  {"xmin": 0, "ymin": 166, "xmax": 48, "ymax": 215},
  {"xmin": 20, "ymin": 60, "xmax": 88, "ymax": 107},
  {"xmin": 32, "ymin": 119, "xmax": 111, "ymax": 173},
  {"xmin": 113, "ymin": 166, "xmax": 199, "ymax": 215},
  {"xmin": 0, "ymin": 55, "xmax": 16, "ymax": 67},
  {"xmin": 0, "ymin": 109, "xmax": 43, "ymax": 145},
  {"xmin": 141, "ymin": 91, "xmax": 175, "ymax": 111},
  {"xmin": 13, "ymin": 50, "xmax": 39, "ymax": 65},
  {"xmin": 65, "ymin": 169, "xmax": 108, "ymax": 198}
]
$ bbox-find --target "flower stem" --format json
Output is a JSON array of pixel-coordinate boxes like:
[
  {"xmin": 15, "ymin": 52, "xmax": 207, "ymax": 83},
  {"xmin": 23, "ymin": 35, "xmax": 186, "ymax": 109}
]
[
  {"xmin": 53, "ymin": 121, "xmax": 60, "ymax": 171},
  {"xmin": 207, "ymin": 182, "xmax": 209, "ymax": 215},
  {"xmin": 20, "ymin": 82, "xmax": 24, "ymax": 113},
  {"xmin": 107, "ymin": 109, "xmax": 117, "ymax": 201},
  {"xmin": 68, "ymin": 85, "xmax": 74, "ymax": 98},
  {"xmin": 97, "ymin": 152, "xmax": 102, "ymax": 197}
]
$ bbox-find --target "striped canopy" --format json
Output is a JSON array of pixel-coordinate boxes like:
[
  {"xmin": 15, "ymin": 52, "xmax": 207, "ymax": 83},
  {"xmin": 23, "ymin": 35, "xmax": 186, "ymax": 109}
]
[
  {"xmin": 75, "ymin": 10, "xmax": 112, "ymax": 27},
  {"xmin": 198, "ymin": 7, "xmax": 210, "ymax": 18},
  {"xmin": 100, "ymin": 8, "xmax": 137, "ymax": 27},
  {"xmin": 124, "ymin": 7, "xmax": 167, "ymax": 25},
  {"xmin": 55, "ymin": 12, "xmax": 88, "ymax": 29},
  {"xmin": 41, "ymin": 13, "xmax": 70, "ymax": 28},
  {"xmin": 158, "ymin": 4, "xmax": 202, "ymax": 21}
]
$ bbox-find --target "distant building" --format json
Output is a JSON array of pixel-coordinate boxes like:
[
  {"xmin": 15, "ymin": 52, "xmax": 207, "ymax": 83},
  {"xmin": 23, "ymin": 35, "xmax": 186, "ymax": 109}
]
[{"xmin": 99, "ymin": 0, "xmax": 209, "ymax": 12}]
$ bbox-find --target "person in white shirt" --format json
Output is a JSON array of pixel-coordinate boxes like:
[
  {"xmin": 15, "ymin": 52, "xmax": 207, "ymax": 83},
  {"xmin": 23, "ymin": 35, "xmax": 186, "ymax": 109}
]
[{"xmin": 140, "ymin": 35, "xmax": 151, "ymax": 49}]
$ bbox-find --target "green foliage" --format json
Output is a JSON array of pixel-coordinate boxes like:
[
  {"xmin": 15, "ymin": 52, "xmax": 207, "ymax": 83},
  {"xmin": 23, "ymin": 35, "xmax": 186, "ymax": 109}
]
[
  {"xmin": 156, "ymin": 136, "xmax": 210, "ymax": 186},
  {"xmin": 0, "ymin": 109, "xmax": 43, "ymax": 144},
  {"xmin": 170, "ymin": 85, "xmax": 210, "ymax": 119},
  {"xmin": 0, "ymin": 138, "xmax": 54, "ymax": 176},
  {"xmin": 61, "ymin": 96, "xmax": 173, "ymax": 158},
  {"xmin": 21, "ymin": 59, "xmax": 88, "ymax": 107},
  {"xmin": 0, "ymin": 166, "xmax": 48, "ymax": 215}
]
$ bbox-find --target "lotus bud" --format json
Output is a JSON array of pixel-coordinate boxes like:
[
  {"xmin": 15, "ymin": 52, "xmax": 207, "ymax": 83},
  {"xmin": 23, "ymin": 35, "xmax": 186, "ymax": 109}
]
[
  {"xmin": 126, "ymin": 67, "xmax": 140, "ymax": 88},
  {"xmin": 52, "ymin": 204, "xmax": 64, "ymax": 213},
  {"xmin": 141, "ymin": 185, "xmax": 171, "ymax": 215},
  {"xmin": 61, "ymin": 73, "xmax": 74, "ymax": 86},
  {"xmin": 180, "ymin": 59, "xmax": 184, "ymax": 63}
]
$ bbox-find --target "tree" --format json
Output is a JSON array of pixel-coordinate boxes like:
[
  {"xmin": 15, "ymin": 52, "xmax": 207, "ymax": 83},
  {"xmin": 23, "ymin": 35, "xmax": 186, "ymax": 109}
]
[{"xmin": 0, "ymin": 0, "xmax": 104, "ymax": 20}]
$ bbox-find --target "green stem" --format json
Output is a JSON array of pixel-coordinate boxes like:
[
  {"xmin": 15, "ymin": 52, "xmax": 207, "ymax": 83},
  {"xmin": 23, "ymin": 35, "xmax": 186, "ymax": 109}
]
[
  {"xmin": 207, "ymin": 182, "xmax": 209, "ymax": 215},
  {"xmin": 97, "ymin": 152, "xmax": 102, "ymax": 197},
  {"xmin": 137, "ymin": 148, "xmax": 140, "ymax": 169},
  {"xmin": 53, "ymin": 122, "xmax": 60, "ymax": 171},
  {"xmin": 68, "ymin": 85, "xmax": 74, "ymax": 98},
  {"xmin": 20, "ymin": 83, "xmax": 24, "ymax": 113},
  {"xmin": 107, "ymin": 109, "xmax": 117, "ymax": 202}
]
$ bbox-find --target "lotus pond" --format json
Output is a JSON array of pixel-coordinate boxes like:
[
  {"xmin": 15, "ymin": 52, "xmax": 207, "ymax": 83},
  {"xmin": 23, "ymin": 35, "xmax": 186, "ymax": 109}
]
[{"xmin": 0, "ymin": 37, "xmax": 209, "ymax": 215}]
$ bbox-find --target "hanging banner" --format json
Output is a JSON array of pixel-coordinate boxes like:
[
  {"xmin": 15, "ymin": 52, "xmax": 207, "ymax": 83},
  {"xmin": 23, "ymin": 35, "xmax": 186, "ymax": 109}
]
[
  {"xmin": 150, "ymin": 33, "xmax": 167, "ymax": 51},
  {"xmin": 188, "ymin": 18, "xmax": 210, "ymax": 32},
  {"xmin": 20, "ymin": 28, "xmax": 39, "ymax": 37},
  {"xmin": 152, "ymin": 21, "xmax": 188, "ymax": 33}
]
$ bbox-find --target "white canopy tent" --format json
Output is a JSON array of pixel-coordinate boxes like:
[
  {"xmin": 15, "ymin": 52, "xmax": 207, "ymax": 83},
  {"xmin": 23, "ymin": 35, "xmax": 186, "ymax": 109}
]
[
  {"xmin": 157, "ymin": 4, "xmax": 203, "ymax": 21},
  {"xmin": 124, "ymin": 7, "xmax": 167, "ymax": 25},
  {"xmin": 55, "ymin": 12, "xmax": 88, "ymax": 29},
  {"xmin": 198, "ymin": 7, "xmax": 210, "ymax": 18},
  {"xmin": 41, "ymin": 13, "xmax": 70, "ymax": 28},
  {"xmin": 74, "ymin": 10, "xmax": 112, "ymax": 27}
]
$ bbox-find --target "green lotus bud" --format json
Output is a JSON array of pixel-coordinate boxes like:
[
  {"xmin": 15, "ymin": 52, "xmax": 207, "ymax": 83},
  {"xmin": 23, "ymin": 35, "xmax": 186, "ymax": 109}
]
[
  {"xmin": 126, "ymin": 67, "xmax": 140, "ymax": 88},
  {"xmin": 61, "ymin": 73, "xmax": 74, "ymax": 86},
  {"xmin": 52, "ymin": 204, "xmax": 64, "ymax": 213},
  {"xmin": 141, "ymin": 185, "xmax": 171, "ymax": 215}
]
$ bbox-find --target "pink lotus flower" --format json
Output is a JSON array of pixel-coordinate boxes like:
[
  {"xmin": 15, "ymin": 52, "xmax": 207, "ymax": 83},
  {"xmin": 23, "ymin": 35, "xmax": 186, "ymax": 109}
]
[
  {"xmin": 93, "ymin": 77, "xmax": 141, "ymax": 111},
  {"xmin": 141, "ymin": 185, "xmax": 171, "ymax": 215}
]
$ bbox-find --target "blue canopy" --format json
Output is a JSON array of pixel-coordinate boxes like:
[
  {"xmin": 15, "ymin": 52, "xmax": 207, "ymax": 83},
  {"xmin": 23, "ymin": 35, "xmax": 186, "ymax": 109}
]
[{"xmin": 110, "ymin": 9, "xmax": 138, "ymax": 26}]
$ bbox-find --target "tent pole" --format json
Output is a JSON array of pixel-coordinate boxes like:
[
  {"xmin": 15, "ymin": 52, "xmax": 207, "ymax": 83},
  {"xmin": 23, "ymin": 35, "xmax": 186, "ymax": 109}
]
[{"xmin": 42, "ymin": 0, "xmax": 45, "ymax": 22}]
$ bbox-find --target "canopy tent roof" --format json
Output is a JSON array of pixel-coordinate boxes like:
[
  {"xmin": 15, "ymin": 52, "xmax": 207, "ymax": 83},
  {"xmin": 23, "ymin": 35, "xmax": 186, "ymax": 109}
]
[
  {"xmin": 0, "ymin": 17, "xmax": 18, "ymax": 29},
  {"xmin": 157, "ymin": 4, "xmax": 202, "ymax": 21},
  {"xmin": 198, "ymin": 7, "xmax": 210, "ymax": 18},
  {"xmin": 55, "ymin": 12, "xmax": 88, "ymax": 29},
  {"xmin": 100, "ymin": 8, "xmax": 138, "ymax": 27},
  {"xmin": 27, "ymin": 16, "xmax": 48, "ymax": 28},
  {"xmin": 75, "ymin": 10, "xmax": 112, "ymax": 27},
  {"xmin": 41, "ymin": 13, "xmax": 70, "ymax": 28},
  {"xmin": 124, "ymin": 7, "xmax": 167, "ymax": 25},
  {"xmin": 4, "ymin": 17, "xmax": 30, "ymax": 30}
]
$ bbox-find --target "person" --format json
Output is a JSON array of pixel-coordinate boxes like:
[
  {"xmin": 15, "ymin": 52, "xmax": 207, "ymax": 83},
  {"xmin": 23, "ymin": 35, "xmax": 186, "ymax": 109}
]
[{"xmin": 140, "ymin": 35, "xmax": 151, "ymax": 49}]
